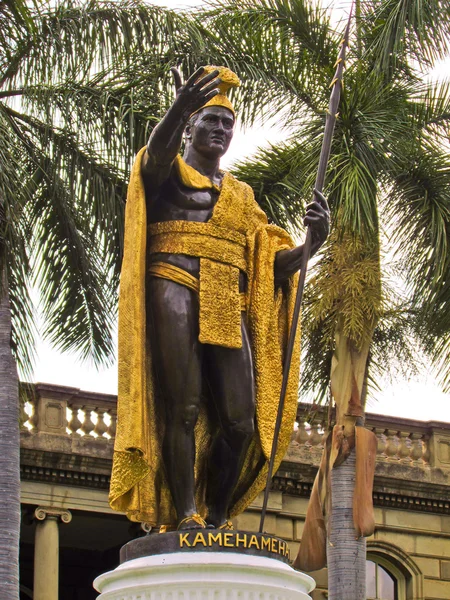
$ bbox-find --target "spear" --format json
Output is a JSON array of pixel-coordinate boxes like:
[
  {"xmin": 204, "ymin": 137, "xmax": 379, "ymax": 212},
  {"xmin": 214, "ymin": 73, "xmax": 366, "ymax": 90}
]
[{"xmin": 259, "ymin": 6, "xmax": 354, "ymax": 534}]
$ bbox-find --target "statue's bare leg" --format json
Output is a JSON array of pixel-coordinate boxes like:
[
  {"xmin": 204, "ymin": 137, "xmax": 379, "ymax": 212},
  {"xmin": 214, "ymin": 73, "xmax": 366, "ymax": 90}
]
[
  {"xmin": 147, "ymin": 278, "xmax": 203, "ymax": 528},
  {"xmin": 204, "ymin": 316, "xmax": 255, "ymax": 527}
]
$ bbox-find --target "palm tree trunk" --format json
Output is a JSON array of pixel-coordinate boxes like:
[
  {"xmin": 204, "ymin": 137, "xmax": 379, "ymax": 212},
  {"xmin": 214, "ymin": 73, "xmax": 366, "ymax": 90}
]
[
  {"xmin": 0, "ymin": 267, "xmax": 20, "ymax": 600},
  {"xmin": 326, "ymin": 449, "xmax": 366, "ymax": 600},
  {"xmin": 326, "ymin": 325, "xmax": 373, "ymax": 600}
]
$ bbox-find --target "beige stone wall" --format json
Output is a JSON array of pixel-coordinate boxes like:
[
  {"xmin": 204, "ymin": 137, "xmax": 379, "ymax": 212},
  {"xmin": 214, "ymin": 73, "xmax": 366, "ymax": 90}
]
[
  {"xmin": 20, "ymin": 385, "xmax": 450, "ymax": 599},
  {"xmin": 371, "ymin": 507, "xmax": 450, "ymax": 600},
  {"xmin": 234, "ymin": 492, "xmax": 450, "ymax": 600},
  {"xmin": 21, "ymin": 482, "xmax": 450, "ymax": 599}
]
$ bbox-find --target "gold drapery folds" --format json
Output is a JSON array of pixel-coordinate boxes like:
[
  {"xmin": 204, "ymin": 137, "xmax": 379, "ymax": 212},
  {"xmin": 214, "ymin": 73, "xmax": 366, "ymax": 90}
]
[{"xmin": 109, "ymin": 148, "xmax": 301, "ymax": 527}]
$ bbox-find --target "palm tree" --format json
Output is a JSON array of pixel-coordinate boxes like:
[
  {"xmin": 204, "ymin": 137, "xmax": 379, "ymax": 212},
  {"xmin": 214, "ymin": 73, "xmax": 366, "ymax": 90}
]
[
  {"xmin": 184, "ymin": 0, "xmax": 450, "ymax": 597},
  {"xmin": 2, "ymin": 1, "xmax": 447, "ymax": 598},
  {"xmin": 0, "ymin": 1, "xmax": 211, "ymax": 597}
]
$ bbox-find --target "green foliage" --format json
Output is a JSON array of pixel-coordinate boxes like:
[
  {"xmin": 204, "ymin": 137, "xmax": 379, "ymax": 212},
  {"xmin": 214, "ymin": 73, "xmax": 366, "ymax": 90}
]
[
  {"xmin": 1, "ymin": 0, "xmax": 449, "ymax": 397},
  {"xmin": 200, "ymin": 0, "xmax": 338, "ymax": 125},
  {"xmin": 0, "ymin": 0, "xmax": 210, "ymax": 374},
  {"xmin": 363, "ymin": 0, "xmax": 450, "ymax": 70},
  {"xmin": 196, "ymin": 0, "xmax": 450, "ymax": 397}
]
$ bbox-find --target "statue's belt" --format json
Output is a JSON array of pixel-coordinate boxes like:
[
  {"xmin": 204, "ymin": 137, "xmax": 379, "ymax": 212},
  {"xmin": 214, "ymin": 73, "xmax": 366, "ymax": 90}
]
[
  {"xmin": 147, "ymin": 221, "xmax": 247, "ymax": 349},
  {"xmin": 148, "ymin": 262, "xmax": 247, "ymax": 312}
]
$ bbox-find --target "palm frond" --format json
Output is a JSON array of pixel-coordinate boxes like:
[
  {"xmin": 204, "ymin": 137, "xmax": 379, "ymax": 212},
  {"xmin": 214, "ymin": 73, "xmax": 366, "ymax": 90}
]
[
  {"xmin": 7, "ymin": 244, "xmax": 35, "ymax": 380},
  {"xmin": 408, "ymin": 269, "xmax": 450, "ymax": 393},
  {"xmin": 424, "ymin": 333, "xmax": 450, "ymax": 393},
  {"xmin": 363, "ymin": 0, "xmax": 450, "ymax": 71},
  {"xmin": 196, "ymin": 0, "xmax": 339, "ymax": 125},
  {"xmin": 30, "ymin": 164, "xmax": 115, "ymax": 366},
  {"xmin": 409, "ymin": 79, "xmax": 450, "ymax": 142},
  {"xmin": 0, "ymin": 0, "xmax": 35, "ymax": 61},
  {"xmin": 386, "ymin": 146, "xmax": 450, "ymax": 306},
  {"xmin": 0, "ymin": 107, "xmax": 36, "ymax": 375},
  {"xmin": 2, "ymin": 1, "xmax": 207, "ymax": 89}
]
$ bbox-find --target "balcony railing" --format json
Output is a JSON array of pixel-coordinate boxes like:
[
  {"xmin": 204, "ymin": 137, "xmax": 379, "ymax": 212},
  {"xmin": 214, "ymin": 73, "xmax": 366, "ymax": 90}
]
[{"xmin": 21, "ymin": 383, "xmax": 450, "ymax": 477}]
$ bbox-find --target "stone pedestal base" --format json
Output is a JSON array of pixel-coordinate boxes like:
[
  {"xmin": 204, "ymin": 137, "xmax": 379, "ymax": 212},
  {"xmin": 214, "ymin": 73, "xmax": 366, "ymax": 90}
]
[{"xmin": 94, "ymin": 551, "xmax": 315, "ymax": 600}]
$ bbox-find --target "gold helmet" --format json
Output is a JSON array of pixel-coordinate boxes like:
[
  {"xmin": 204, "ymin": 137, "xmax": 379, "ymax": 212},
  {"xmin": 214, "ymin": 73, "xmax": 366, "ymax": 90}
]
[{"xmin": 194, "ymin": 65, "xmax": 240, "ymax": 117}]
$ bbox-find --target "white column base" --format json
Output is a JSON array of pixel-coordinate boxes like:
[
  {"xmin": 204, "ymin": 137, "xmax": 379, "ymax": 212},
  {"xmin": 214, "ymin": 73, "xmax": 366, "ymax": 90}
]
[{"xmin": 94, "ymin": 552, "xmax": 315, "ymax": 600}]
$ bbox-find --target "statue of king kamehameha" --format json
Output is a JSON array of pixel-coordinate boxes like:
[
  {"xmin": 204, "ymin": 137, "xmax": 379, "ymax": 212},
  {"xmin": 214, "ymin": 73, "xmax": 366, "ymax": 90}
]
[{"xmin": 109, "ymin": 66, "xmax": 329, "ymax": 531}]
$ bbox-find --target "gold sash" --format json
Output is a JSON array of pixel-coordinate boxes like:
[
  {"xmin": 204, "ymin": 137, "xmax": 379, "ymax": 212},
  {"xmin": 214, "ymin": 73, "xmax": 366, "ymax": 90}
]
[
  {"xmin": 148, "ymin": 221, "xmax": 247, "ymax": 348},
  {"xmin": 148, "ymin": 261, "xmax": 247, "ymax": 310}
]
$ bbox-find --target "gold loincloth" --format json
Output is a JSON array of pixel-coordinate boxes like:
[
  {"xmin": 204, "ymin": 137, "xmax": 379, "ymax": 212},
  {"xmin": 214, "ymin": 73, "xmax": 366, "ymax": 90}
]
[
  {"xmin": 148, "ymin": 221, "xmax": 246, "ymax": 348},
  {"xmin": 148, "ymin": 261, "xmax": 247, "ymax": 311}
]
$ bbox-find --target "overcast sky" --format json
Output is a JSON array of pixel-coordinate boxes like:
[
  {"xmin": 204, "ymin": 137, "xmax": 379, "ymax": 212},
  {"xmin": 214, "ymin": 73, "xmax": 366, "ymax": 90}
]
[{"xmin": 31, "ymin": 0, "xmax": 450, "ymax": 423}]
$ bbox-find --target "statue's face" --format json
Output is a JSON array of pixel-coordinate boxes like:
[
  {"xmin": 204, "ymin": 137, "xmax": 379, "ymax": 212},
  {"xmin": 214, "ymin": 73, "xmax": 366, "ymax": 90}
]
[{"xmin": 187, "ymin": 106, "xmax": 235, "ymax": 159}]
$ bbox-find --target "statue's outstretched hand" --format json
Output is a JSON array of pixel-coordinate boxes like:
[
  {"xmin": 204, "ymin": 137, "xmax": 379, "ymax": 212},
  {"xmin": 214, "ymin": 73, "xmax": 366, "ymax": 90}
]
[
  {"xmin": 304, "ymin": 188, "xmax": 330, "ymax": 252},
  {"xmin": 170, "ymin": 67, "xmax": 220, "ymax": 121}
]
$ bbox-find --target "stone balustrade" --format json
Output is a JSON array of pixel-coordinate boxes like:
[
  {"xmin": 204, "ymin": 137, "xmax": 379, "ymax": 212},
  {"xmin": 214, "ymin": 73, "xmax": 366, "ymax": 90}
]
[
  {"xmin": 23, "ymin": 383, "xmax": 117, "ymax": 440},
  {"xmin": 287, "ymin": 406, "xmax": 441, "ymax": 470},
  {"xmin": 21, "ymin": 384, "xmax": 450, "ymax": 478},
  {"xmin": 21, "ymin": 383, "xmax": 116, "ymax": 464}
]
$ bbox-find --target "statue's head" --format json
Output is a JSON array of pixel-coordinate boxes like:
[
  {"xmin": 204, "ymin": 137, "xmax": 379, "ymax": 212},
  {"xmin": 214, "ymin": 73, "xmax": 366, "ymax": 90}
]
[
  {"xmin": 185, "ymin": 65, "xmax": 239, "ymax": 160},
  {"xmin": 185, "ymin": 106, "xmax": 235, "ymax": 159}
]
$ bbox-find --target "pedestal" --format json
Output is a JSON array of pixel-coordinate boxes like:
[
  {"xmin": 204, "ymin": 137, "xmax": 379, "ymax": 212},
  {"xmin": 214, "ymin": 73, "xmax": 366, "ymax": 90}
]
[{"xmin": 94, "ymin": 531, "xmax": 315, "ymax": 600}]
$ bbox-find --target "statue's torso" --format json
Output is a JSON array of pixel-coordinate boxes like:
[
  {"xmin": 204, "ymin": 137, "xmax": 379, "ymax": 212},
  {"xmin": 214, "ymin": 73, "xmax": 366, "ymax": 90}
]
[
  {"xmin": 145, "ymin": 167, "xmax": 247, "ymax": 290},
  {"xmin": 148, "ymin": 175, "xmax": 219, "ymax": 224}
]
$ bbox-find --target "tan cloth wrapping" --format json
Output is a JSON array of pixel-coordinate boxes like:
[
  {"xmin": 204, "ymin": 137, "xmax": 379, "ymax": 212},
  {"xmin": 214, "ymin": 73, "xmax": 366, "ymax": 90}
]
[{"xmin": 109, "ymin": 148, "xmax": 301, "ymax": 525}]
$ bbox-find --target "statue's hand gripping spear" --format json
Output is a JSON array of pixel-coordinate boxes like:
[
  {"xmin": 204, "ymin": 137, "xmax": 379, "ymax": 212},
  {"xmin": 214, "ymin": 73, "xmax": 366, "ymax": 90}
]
[{"xmin": 259, "ymin": 6, "xmax": 354, "ymax": 534}]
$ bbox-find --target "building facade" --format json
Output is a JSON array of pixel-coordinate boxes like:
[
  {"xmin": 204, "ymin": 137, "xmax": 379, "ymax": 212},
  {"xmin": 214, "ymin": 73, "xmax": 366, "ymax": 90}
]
[{"xmin": 20, "ymin": 383, "xmax": 450, "ymax": 599}]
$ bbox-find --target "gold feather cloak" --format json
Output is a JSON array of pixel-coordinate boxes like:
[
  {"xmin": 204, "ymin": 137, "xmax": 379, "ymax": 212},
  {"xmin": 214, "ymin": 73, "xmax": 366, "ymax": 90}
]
[{"xmin": 109, "ymin": 148, "xmax": 301, "ymax": 526}]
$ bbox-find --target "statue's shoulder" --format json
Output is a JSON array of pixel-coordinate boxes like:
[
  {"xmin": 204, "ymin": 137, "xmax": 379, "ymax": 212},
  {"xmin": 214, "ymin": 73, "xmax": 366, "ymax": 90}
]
[
  {"xmin": 222, "ymin": 172, "xmax": 268, "ymax": 229},
  {"xmin": 223, "ymin": 171, "xmax": 255, "ymax": 200}
]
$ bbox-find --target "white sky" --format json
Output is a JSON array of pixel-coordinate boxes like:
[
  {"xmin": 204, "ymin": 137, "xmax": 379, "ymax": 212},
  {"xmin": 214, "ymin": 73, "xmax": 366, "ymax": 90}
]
[{"xmin": 31, "ymin": 0, "xmax": 450, "ymax": 423}]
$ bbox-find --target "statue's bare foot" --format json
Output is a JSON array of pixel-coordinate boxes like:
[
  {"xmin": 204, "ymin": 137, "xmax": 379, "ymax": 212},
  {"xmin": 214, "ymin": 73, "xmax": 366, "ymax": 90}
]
[{"xmin": 177, "ymin": 514, "xmax": 207, "ymax": 530}]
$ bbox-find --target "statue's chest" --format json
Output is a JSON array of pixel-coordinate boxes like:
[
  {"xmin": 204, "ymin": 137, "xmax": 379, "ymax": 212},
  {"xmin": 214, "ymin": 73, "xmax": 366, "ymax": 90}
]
[
  {"xmin": 171, "ymin": 185, "xmax": 217, "ymax": 211},
  {"xmin": 150, "ymin": 178, "xmax": 222, "ymax": 224},
  {"xmin": 149, "ymin": 171, "xmax": 248, "ymax": 232}
]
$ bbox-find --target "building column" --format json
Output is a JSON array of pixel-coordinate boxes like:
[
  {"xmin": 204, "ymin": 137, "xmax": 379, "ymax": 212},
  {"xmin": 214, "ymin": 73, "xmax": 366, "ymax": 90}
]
[{"xmin": 33, "ymin": 507, "xmax": 72, "ymax": 600}]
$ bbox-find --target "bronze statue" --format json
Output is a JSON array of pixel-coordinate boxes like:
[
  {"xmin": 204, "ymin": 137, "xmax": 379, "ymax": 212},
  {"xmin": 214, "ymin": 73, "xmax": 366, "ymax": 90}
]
[{"xmin": 109, "ymin": 66, "xmax": 329, "ymax": 532}]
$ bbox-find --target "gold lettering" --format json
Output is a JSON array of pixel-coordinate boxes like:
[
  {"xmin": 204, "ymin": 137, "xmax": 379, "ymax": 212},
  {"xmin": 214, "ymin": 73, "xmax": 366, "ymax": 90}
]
[
  {"xmin": 235, "ymin": 533, "xmax": 247, "ymax": 548},
  {"xmin": 286, "ymin": 547, "xmax": 291, "ymax": 560},
  {"xmin": 208, "ymin": 532, "xmax": 223, "ymax": 545},
  {"xmin": 223, "ymin": 533, "xmax": 234, "ymax": 547},
  {"xmin": 248, "ymin": 535, "xmax": 260, "ymax": 549},
  {"xmin": 261, "ymin": 536, "xmax": 271, "ymax": 550},
  {"xmin": 179, "ymin": 533, "xmax": 191, "ymax": 547},
  {"xmin": 192, "ymin": 532, "xmax": 207, "ymax": 547},
  {"xmin": 278, "ymin": 541, "xmax": 285, "ymax": 555},
  {"xmin": 271, "ymin": 538, "xmax": 278, "ymax": 553}
]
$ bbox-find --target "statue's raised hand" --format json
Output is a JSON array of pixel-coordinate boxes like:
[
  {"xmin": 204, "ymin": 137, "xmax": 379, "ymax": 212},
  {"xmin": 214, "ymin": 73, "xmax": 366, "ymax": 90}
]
[{"xmin": 170, "ymin": 67, "xmax": 220, "ymax": 122}]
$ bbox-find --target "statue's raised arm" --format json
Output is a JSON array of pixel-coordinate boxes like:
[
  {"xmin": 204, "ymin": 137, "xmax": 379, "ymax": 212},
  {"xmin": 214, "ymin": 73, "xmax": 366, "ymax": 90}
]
[{"xmin": 141, "ymin": 67, "xmax": 220, "ymax": 188}]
